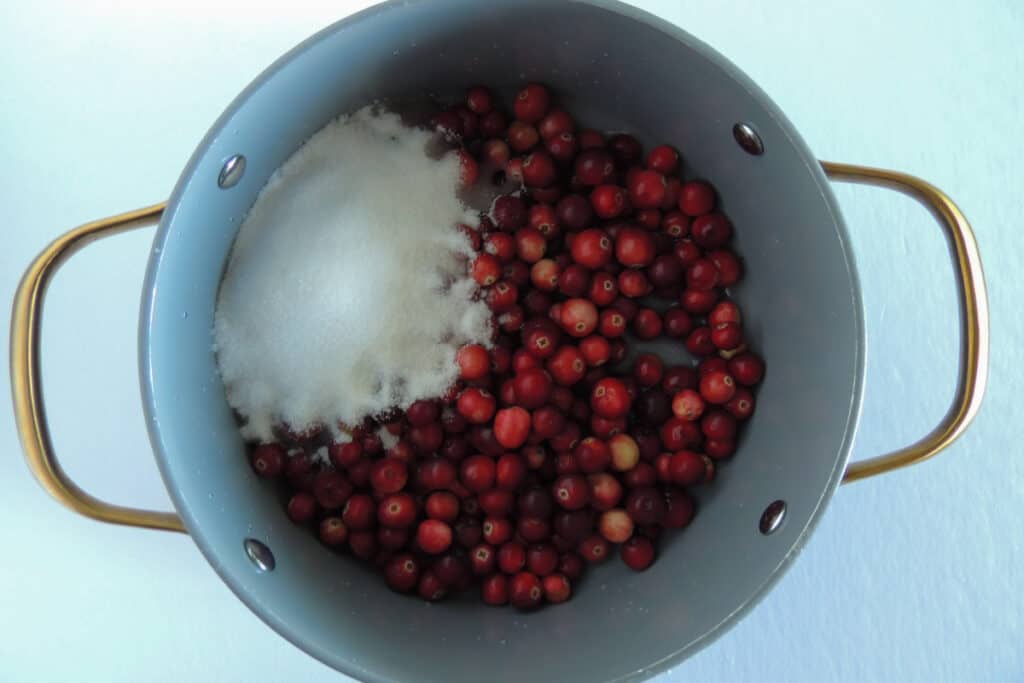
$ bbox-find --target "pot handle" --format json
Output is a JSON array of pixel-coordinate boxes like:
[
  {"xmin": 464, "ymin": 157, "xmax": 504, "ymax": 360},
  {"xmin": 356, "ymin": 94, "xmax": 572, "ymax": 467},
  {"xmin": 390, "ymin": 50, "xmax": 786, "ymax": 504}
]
[
  {"xmin": 821, "ymin": 162, "xmax": 990, "ymax": 484},
  {"xmin": 10, "ymin": 203, "xmax": 185, "ymax": 532}
]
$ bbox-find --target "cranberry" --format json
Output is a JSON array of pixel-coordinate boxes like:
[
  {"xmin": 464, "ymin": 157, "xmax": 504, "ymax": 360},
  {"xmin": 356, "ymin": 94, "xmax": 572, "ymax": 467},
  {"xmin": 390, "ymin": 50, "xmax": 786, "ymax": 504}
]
[
  {"xmin": 679, "ymin": 181, "xmax": 715, "ymax": 216},
  {"xmin": 557, "ymin": 263, "xmax": 591, "ymax": 297},
  {"xmin": 701, "ymin": 409, "xmax": 738, "ymax": 441},
  {"xmin": 480, "ymin": 110, "xmax": 508, "ymax": 138},
  {"xmin": 700, "ymin": 371, "xmax": 736, "ymax": 404},
  {"xmin": 457, "ymin": 387, "xmax": 497, "ymax": 424},
  {"xmin": 471, "ymin": 544, "xmax": 497, "ymax": 575},
  {"xmin": 251, "ymin": 444, "xmax": 285, "ymax": 477},
  {"xmin": 416, "ymin": 569, "xmax": 447, "ymax": 602},
  {"xmin": 706, "ymin": 438, "xmax": 736, "ymax": 460},
  {"xmin": 579, "ymin": 335, "xmax": 611, "ymax": 367},
  {"xmin": 339, "ymin": 493, "xmax": 373, "ymax": 530},
  {"xmin": 630, "ymin": 353, "xmax": 662, "ymax": 387},
  {"xmin": 384, "ymin": 553, "xmax": 420, "ymax": 593},
  {"xmin": 416, "ymin": 519, "xmax": 453, "ymax": 555},
  {"xmin": 537, "ymin": 108, "xmax": 574, "ymax": 138},
  {"xmin": 485, "ymin": 232, "xmax": 516, "ymax": 262},
  {"xmin": 691, "ymin": 213, "xmax": 733, "ymax": 249},
  {"xmin": 669, "ymin": 450, "xmax": 705, "ymax": 485},
  {"xmin": 421, "ymin": 491, "xmax": 458, "ymax": 523},
  {"xmin": 509, "ymin": 571, "xmax": 544, "ymax": 609},
  {"xmin": 685, "ymin": 326, "xmax": 716, "ymax": 356},
  {"xmin": 560, "ymin": 298, "xmax": 599, "ymax": 337},
  {"xmin": 570, "ymin": 228, "xmax": 612, "ymax": 269},
  {"xmin": 482, "ymin": 139, "xmax": 511, "ymax": 169},
  {"xmin": 590, "ymin": 184, "xmax": 627, "ymax": 219},
  {"xmin": 708, "ymin": 249, "xmax": 743, "ymax": 286},
  {"xmin": 578, "ymin": 534, "xmax": 611, "ymax": 563},
  {"xmin": 513, "ymin": 368, "xmax": 553, "ymax": 408},
  {"xmin": 456, "ymin": 344, "xmax": 491, "ymax": 381},
  {"xmin": 378, "ymin": 492, "xmax": 417, "ymax": 528},
  {"xmin": 664, "ymin": 489, "xmax": 696, "ymax": 528},
  {"xmin": 662, "ymin": 211, "xmax": 690, "ymax": 238},
  {"xmin": 549, "ymin": 421, "xmax": 582, "ymax": 452},
  {"xmin": 573, "ymin": 437, "xmax": 610, "ymax": 473},
  {"xmin": 662, "ymin": 308, "xmax": 693, "ymax": 339},
  {"xmin": 517, "ymin": 486, "xmax": 553, "ymax": 518},
  {"xmin": 647, "ymin": 253, "xmax": 683, "ymax": 290},
  {"xmin": 726, "ymin": 387, "xmax": 756, "ymax": 420},
  {"xmin": 699, "ymin": 357, "xmax": 730, "ymax": 377},
  {"xmin": 518, "ymin": 516, "xmax": 551, "ymax": 543},
  {"xmin": 628, "ymin": 169, "xmax": 667, "ymax": 208},
  {"xmin": 507, "ymin": 121, "xmax": 540, "ymax": 152},
  {"xmin": 461, "ymin": 454, "xmax": 497, "ymax": 493},
  {"xmin": 631, "ymin": 308, "xmax": 663, "ymax": 340},
  {"xmin": 614, "ymin": 227, "xmax": 655, "ymax": 267},
  {"xmin": 318, "ymin": 517, "xmax": 349, "ymax": 546},
  {"xmin": 555, "ymin": 194, "xmax": 594, "ymax": 229},
  {"xmin": 552, "ymin": 474, "xmax": 591, "ymax": 510},
  {"xmin": 531, "ymin": 406, "xmax": 566, "ymax": 439},
  {"xmin": 506, "ymin": 157, "xmax": 525, "ymax": 182},
  {"xmin": 546, "ymin": 346, "xmax": 586, "ymax": 386},
  {"xmin": 608, "ymin": 433, "xmax": 641, "ymax": 472},
  {"xmin": 482, "ymin": 517, "xmax": 514, "ymax": 545},
  {"xmin": 646, "ymin": 144, "xmax": 679, "ymax": 174},
  {"xmin": 598, "ymin": 509, "xmax": 634, "ymax": 543},
  {"xmin": 482, "ymin": 573, "xmax": 509, "ymax": 605},
  {"xmin": 686, "ymin": 259, "xmax": 719, "ymax": 291},
  {"xmin": 574, "ymin": 149, "xmax": 616, "ymax": 185},
  {"xmin": 711, "ymin": 322, "xmax": 743, "ymax": 350},
  {"xmin": 492, "ymin": 195, "xmax": 527, "ymax": 231},
  {"xmin": 621, "ymin": 536, "xmax": 656, "ymax": 571},
  {"xmin": 494, "ymin": 406, "xmax": 531, "ymax": 448},
  {"xmin": 586, "ymin": 272, "xmax": 616, "ymax": 307},
  {"xmin": 479, "ymin": 490, "xmax": 515, "ymax": 517},
  {"xmin": 608, "ymin": 133, "xmax": 642, "ymax": 165},
  {"xmin": 578, "ymin": 128, "xmax": 605, "ymax": 149},
  {"xmin": 590, "ymin": 377, "xmax": 631, "ymax": 419},
  {"xmin": 485, "ymin": 280, "xmax": 519, "ymax": 313},
  {"xmin": 466, "ymin": 86, "xmax": 493, "ymax": 114},
  {"xmin": 546, "ymin": 132, "xmax": 578, "ymax": 164},
  {"xmin": 617, "ymin": 269, "xmax": 652, "ymax": 298},
  {"xmin": 729, "ymin": 352, "xmax": 765, "ymax": 386},
  {"xmin": 284, "ymin": 493, "xmax": 315, "ymax": 528},
  {"xmin": 498, "ymin": 541, "xmax": 527, "ymax": 574},
  {"xmin": 515, "ymin": 228, "xmax": 547, "ymax": 264},
  {"xmin": 540, "ymin": 573, "xmax": 571, "ymax": 603},
  {"xmin": 660, "ymin": 416, "xmax": 702, "ymax": 451},
  {"xmin": 366, "ymin": 458, "xmax": 406, "ymax": 496},
  {"xmin": 586, "ymin": 472, "xmax": 621, "ymax": 511},
  {"xmin": 522, "ymin": 151, "xmax": 557, "ymax": 187},
  {"xmin": 526, "ymin": 544, "xmax": 559, "ymax": 576},
  {"xmin": 514, "ymin": 83, "xmax": 550, "ymax": 122},
  {"xmin": 530, "ymin": 259, "xmax": 561, "ymax": 291},
  {"xmin": 329, "ymin": 441, "xmax": 362, "ymax": 469}
]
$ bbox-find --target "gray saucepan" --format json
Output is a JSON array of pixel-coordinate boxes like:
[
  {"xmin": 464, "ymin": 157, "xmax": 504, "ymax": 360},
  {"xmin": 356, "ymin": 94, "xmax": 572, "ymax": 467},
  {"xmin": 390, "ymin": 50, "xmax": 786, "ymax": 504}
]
[{"xmin": 11, "ymin": 1, "xmax": 989, "ymax": 681}]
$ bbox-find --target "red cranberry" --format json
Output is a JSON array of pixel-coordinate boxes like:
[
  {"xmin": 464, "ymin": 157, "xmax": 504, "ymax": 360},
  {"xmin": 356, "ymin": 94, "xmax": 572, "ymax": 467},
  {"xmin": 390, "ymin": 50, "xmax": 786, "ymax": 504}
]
[
  {"xmin": 699, "ymin": 357, "xmax": 729, "ymax": 377},
  {"xmin": 518, "ymin": 516, "xmax": 551, "ymax": 543},
  {"xmin": 527, "ymin": 544, "xmax": 559, "ymax": 576},
  {"xmin": 251, "ymin": 444, "xmax": 285, "ymax": 477},
  {"xmin": 483, "ymin": 517, "xmax": 514, "ymax": 546},
  {"xmin": 685, "ymin": 326, "xmax": 716, "ymax": 356},
  {"xmin": 461, "ymin": 454, "xmax": 497, "ymax": 493},
  {"xmin": 494, "ymin": 453, "xmax": 527, "ymax": 491},
  {"xmin": 329, "ymin": 441, "xmax": 361, "ymax": 469},
  {"xmin": 555, "ymin": 194, "xmax": 594, "ymax": 230},
  {"xmin": 547, "ymin": 346, "xmax": 587, "ymax": 386},
  {"xmin": 617, "ymin": 269, "xmax": 652, "ymax": 298},
  {"xmin": 509, "ymin": 571, "xmax": 544, "ymax": 609},
  {"xmin": 319, "ymin": 517, "xmax": 348, "ymax": 546},
  {"xmin": 522, "ymin": 151, "xmax": 557, "ymax": 187},
  {"xmin": 466, "ymin": 86, "xmax": 493, "ymax": 114},
  {"xmin": 286, "ymin": 492, "xmax": 317, "ymax": 523},
  {"xmin": 598, "ymin": 509, "xmax": 634, "ymax": 543},
  {"xmin": 691, "ymin": 213, "xmax": 733, "ymax": 249},
  {"xmin": 615, "ymin": 227, "xmax": 656, "ymax": 267},
  {"xmin": 590, "ymin": 184, "xmax": 627, "ymax": 219},
  {"xmin": 378, "ymin": 492, "xmax": 417, "ymax": 528},
  {"xmin": 384, "ymin": 553, "xmax": 420, "ymax": 592},
  {"xmin": 507, "ymin": 121, "xmax": 540, "ymax": 152},
  {"xmin": 425, "ymin": 492, "xmax": 459, "ymax": 523},
  {"xmin": 471, "ymin": 544, "xmax": 497, "ymax": 575},
  {"xmin": 622, "ymin": 462, "xmax": 658, "ymax": 489},
  {"xmin": 480, "ymin": 110, "xmax": 508, "ymax": 138},
  {"xmin": 586, "ymin": 272, "xmax": 616, "ymax": 306},
  {"xmin": 482, "ymin": 573, "xmax": 509, "ymax": 605},
  {"xmin": 479, "ymin": 490, "xmax": 515, "ymax": 518},
  {"xmin": 482, "ymin": 139, "xmax": 511, "ymax": 169},
  {"xmin": 552, "ymin": 474, "xmax": 591, "ymax": 510},
  {"xmin": 660, "ymin": 417, "xmax": 702, "ymax": 451},
  {"xmin": 632, "ymin": 308, "xmax": 663, "ymax": 340},
  {"xmin": 706, "ymin": 438, "xmax": 736, "ymax": 460},
  {"xmin": 530, "ymin": 259, "xmax": 561, "ymax": 291},
  {"xmin": 701, "ymin": 408, "xmax": 738, "ymax": 441},
  {"xmin": 515, "ymin": 228, "xmax": 547, "ymax": 264},
  {"xmin": 669, "ymin": 450, "xmax": 705, "ymax": 485},
  {"xmin": 339, "ymin": 493, "xmax": 373, "ymax": 530},
  {"xmin": 560, "ymin": 298, "xmax": 599, "ymax": 337},
  {"xmin": 729, "ymin": 352, "xmax": 765, "ymax": 386},
  {"xmin": 457, "ymin": 387, "xmax": 497, "ymax": 424},
  {"xmin": 662, "ymin": 211, "xmax": 690, "ymax": 238},
  {"xmin": 546, "ymin": 131, "xmax": 578, "ymax": 164},
  {"xmin": 646, "ymin": 144, "xmax": 679, "ymax": 174},
  {"xmin": 664, "ymin": 489, "xmax": 696, "ymax": 528},
  {"xmin": 579, "ymin": 335, "xmax": 611, "ymax": 367},
  {"xmin": 647, "ymin": 254, "xmax": 683, "ymax": 290},
  {"xmin": 591, "ymin": 377, "xmax": 631, "ymax": 419},
  {"xmin": 416, "ymin": 519, "xmax": 453, "ymax": 555},
  {"xmin": 417, "ymin": 569, "xmax": 447, "ymax": 602},
  {"xmin": 686, "ymin": 259, "xmax": 719, "ymax": 291},
  {"xmin": 485, "ymin": 280, "xmax": 519, "ymax": 313},
  {"xmin": 485, "ymin": 231, "xmax": 516, "ymax": 262},
  {"xmin": 699, "ymin": 371, "xmax": 736, "ymax": 404},
  {"xmin": 628, "ymin": 169, "xmax": 667, "ymax": 208},
  {"xmin": 726, "ymin": 387, "xmax": 756, "ymax": 420},
  {"xmin": 570, "ymin": 228, "xmax": 612, "ymax": 269},
  {"xmin": 578, "ymin": 128, "xmax": 605, "ymax": 149},
  {"xmin": 457, "ymin": 344, "xmax": 491, "ymax": 381},
  {"xmin": 711, "ymin": 322, "xmax": 743, "ymax": 350},
  {"xmin": 492, "ymin": 195, "xmax": 527, "ymax": 231},
  {"xmin": 578, "ymin": 534, "xmax": 611, "ymax": 563},
  {"xmin": 514, "ymin": 83, "xmax": 550, "ymax": 122},
  {"xmin": 574, "ymin": 437, "xmax": 611, "ymax": 473},
  {"xmin": 574, "ymin": 149, "xmax": 616, "ymax": 185},
  {"xmin": 621, "ymin": 536, "xmax": 656, "ymax": 571},
  {"xmin": 557, "ymin": 263, "xmax": 591, "ymax": 297},
  {"xmin": 588, "ymin": 472, "xmax": 623, "ymax": 510},
  {"xmin": 539, "ymin": 108, "xmax": 575, "ymax": 138},
  {"xmin": 543, "ymin": 573, "xmax": 572, "ymax": 603},
  {"xmin": 531, "ymin": 406, "xmax": 566, "ymax": 439},
  {"xmin": 679, "ymin": 181, "xmax": 715, "ymax": 216},
  {"xmin": 494, "ymin": 406, "xmax": 531, "ymax": 448},
  {"xmin": 708, "ymin": 249, "xmax": 743, "ymax": 286},
  {"xmin": 498, "ymin": 541, "xmax": 527, "ymax": 574},
  {"xmin": 513, "ymin": 368, "xmax": 553, "ymax": 408}
]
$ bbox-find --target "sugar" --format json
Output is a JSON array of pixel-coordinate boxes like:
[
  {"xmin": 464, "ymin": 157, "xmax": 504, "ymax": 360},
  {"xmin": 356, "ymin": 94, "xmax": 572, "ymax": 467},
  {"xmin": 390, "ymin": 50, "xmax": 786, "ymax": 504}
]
[{"xmin": 214, "ymin": 106, "xmax": 491, "ymax": 442}]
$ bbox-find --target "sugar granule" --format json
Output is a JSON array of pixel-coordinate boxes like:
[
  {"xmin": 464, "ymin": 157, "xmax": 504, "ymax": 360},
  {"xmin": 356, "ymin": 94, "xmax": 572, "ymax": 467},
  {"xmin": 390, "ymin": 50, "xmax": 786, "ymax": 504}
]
[{"xmin": 214, "ymin": 106, "xmax": 490, "ymax": 442}]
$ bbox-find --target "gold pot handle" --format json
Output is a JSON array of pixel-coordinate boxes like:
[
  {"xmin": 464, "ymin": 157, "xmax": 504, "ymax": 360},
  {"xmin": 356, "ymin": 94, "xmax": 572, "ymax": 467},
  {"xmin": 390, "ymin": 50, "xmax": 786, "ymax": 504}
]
[
  {"xmin": 10, "ymin": 203, "xmax": 185, "ymax": 532},
  {"xmin": 822, "ymin": 162, "xmax": 990, "ymax": 484}
]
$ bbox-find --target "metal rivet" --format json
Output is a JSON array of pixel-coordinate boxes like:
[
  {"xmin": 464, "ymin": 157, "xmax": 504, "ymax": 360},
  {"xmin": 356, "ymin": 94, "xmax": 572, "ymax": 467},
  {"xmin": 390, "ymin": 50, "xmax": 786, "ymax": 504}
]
[
  {"xmin": 759, "ymin": 500, "xmax": 786, "ymax": 535},
  {"xmin": 733, "ymin": 123, "xmax": 764, "ymax": 156},
  {"xmin": 243, "ymin": 538, "xmax": 275, "ymax": 571},
  {"xmin": 218, "ymin": 154, "xmax": 246, "ymax": 189}
]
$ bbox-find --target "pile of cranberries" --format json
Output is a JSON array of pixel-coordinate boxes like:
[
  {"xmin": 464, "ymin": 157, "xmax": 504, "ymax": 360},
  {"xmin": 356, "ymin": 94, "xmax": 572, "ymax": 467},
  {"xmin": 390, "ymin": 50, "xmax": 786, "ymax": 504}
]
[{"xmin": 248, "ymin": 83, "xmax": 765, "ymax": 610}]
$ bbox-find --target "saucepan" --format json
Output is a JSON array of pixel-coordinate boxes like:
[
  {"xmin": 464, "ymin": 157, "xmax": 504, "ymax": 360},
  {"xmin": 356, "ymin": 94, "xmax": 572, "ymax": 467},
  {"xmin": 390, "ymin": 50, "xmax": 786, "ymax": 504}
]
[{"xmin": 10, "ymin": 1, "xmax": 989, "ymax": 681}]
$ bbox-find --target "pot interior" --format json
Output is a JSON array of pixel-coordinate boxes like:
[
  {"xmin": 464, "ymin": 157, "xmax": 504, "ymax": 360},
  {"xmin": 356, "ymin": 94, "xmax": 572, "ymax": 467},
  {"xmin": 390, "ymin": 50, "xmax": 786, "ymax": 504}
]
[{"xmin": 141, "ymin": 1, "xmax": 863, "ymax": 681}]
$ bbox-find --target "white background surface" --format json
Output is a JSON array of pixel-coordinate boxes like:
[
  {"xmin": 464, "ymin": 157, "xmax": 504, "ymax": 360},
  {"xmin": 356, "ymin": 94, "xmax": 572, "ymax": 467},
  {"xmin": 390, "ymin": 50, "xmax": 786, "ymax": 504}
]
[{"xmin": 1, "ymin": 1, "xmax": 1021, "ymax": 681}]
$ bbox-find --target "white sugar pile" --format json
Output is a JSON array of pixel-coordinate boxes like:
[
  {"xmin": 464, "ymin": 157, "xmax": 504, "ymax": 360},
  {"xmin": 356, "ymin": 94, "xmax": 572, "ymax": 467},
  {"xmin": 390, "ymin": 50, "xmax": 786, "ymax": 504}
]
[{"xmin": 214, "ymin": 106, "xmax": 491, "ymax": 442}]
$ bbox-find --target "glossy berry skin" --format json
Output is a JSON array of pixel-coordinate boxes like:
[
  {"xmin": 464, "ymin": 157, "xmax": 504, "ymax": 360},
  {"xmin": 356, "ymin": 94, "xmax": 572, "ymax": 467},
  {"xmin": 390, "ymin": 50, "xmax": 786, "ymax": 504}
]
[
  {"xmin": 514, "ymin": 83, "xmax": 550, "ymax": 123},
  {"xmin": 621, "ymin": 536, "xmax": 656, "ymax": 571},
  {"xmin": 571, "ymin": 229, "xmax": 613, "ymax": 269},
  {"xmin": 493, "ymin": 406, "xmax": 532, "ymax": 449},
  {"xmin": 509, "ymin": 571, "xmax": 544, "ymax": 609},
  {"xmin": 591, "ymin": 377, "xmax": 632, "ymax": 419},
  {"xmin": 679, "ymin": 181, "xmax": 716, "ymax": 216},
  {"xmin": 590, "ymin": 184, "xmax": 627, "ymax": 219}
]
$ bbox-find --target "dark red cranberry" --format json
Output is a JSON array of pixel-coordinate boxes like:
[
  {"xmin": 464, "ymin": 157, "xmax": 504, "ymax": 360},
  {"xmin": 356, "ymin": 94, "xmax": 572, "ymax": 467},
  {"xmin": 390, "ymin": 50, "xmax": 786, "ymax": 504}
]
[
  {"xmin": 555, "ymin": 194, "xmax": 594, "ymax": 230},
  {"xmin": 729, "ymin": 352, "xmax": 765, "ymax": 386},
  {"xmin": 590, "ymin": 184, "xmax": 627, "ymax": 219},
  {"xmin": 378, "ymin": 492, "xmax": 417, "ymax": 529},
  {"xmin": 384, "ymin": 553, "xmax": 420, "ymax": 592},
  {"xmin": 607, "ymin": 133, "xmax": 642, "ymax": 165},
  {"xmin": 621, "ymin": 536, "xmax": 656, "ymax": 571},
  {"xmin": 251, "ymin": 444, "xmax": 285, "ymax": 477}
]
